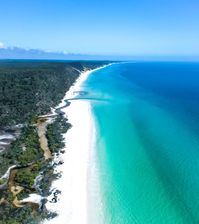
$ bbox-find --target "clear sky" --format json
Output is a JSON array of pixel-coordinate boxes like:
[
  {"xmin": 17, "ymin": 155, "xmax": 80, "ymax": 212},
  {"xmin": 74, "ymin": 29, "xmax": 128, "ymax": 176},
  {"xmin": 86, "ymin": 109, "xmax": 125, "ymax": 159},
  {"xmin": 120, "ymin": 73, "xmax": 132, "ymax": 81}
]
[{"xmin": 0, "ymin": 0, "xmax": 199, "ymax": 56}]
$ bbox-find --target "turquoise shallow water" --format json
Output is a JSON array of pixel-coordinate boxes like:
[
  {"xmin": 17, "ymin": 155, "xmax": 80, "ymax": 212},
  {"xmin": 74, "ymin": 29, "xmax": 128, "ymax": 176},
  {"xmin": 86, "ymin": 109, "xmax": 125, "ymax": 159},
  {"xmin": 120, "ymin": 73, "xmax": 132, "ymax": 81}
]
[{"xmin": 80, "ymin": 62, "xmax": 199, "ymax": 223}]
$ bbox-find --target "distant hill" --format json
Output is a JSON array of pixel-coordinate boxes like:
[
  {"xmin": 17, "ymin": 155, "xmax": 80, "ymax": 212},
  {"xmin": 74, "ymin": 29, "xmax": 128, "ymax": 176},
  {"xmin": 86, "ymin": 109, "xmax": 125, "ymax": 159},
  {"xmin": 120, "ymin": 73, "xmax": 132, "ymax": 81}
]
[
  {"xmin": 0, "ymin": 47, "xmax": 198, "ymax": 61},
  {"xmin": 0, "ymin": 47, "xmax": 93, "ymax": 60},
  {"xmin": 0, "ymin": 47, "xmax": 117, "ymax": 60}
]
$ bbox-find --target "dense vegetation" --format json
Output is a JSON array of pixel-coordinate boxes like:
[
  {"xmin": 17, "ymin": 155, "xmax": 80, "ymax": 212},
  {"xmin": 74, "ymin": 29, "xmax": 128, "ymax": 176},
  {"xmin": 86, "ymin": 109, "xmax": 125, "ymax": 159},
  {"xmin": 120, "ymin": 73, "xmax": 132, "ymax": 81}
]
[
  {"xmin": 46, "ymin": 115, "xmax": 71, "ymax": 154},
  {"xmin": 0, "ymin": 60, "xmax": 109, "ymax": 127},
  {"xmin": 0, "ymin": 60, "xmax": 109, "ymax": 223},
  {"xmin": 0, "ymin": 126, "xmax": 43, "ymax": 177}
]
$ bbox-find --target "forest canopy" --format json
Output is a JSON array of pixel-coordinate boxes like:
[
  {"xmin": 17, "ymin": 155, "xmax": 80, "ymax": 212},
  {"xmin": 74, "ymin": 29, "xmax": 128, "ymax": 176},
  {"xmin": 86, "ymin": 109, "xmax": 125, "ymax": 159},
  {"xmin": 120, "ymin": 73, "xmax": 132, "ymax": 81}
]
[{"xmin": 0, "ymin": 60, "xmax": 108, "ymax": 127}]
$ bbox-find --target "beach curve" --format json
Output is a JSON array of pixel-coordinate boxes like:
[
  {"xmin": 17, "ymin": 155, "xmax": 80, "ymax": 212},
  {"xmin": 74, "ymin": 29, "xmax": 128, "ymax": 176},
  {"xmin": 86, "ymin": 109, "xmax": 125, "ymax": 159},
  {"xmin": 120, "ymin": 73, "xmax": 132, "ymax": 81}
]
[{"xmin": 44, "ymin": 64, "xmax": 113, "ymax": 224}]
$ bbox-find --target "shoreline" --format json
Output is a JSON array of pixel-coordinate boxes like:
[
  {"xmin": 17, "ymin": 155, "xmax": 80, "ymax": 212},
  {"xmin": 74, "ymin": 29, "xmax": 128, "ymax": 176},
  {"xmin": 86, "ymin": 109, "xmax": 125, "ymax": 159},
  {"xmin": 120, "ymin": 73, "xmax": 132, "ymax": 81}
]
[
  {"xmin": 0, "ymin": 61, "xmax": 114, "ymax": 224},
  {"xmin": 44, "ymin": 63, "xmax": 113, "ymax": 223}
]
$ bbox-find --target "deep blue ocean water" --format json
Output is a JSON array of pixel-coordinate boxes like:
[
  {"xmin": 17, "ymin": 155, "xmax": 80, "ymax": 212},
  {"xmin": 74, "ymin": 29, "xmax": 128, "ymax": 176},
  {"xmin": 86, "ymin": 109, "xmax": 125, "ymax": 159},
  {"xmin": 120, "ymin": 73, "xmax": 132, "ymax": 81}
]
[{"xmin": 81, "ymin": 62, "xmax": 199, "ymax": 223}]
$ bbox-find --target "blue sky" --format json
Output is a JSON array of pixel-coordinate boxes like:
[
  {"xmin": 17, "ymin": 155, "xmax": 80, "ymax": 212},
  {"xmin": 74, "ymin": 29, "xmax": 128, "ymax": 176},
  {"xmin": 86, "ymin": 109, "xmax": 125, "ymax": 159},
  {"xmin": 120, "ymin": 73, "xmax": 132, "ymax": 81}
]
[{"xmin": 0, "ymin": 0, "xmax": 199, "ymax": 56}]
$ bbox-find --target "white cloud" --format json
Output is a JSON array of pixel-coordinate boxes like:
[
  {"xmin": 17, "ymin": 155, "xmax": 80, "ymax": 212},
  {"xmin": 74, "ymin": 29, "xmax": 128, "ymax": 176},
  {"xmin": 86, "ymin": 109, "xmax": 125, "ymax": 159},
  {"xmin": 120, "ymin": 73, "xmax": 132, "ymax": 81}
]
[{"xmin": 0, "ymin": 42, "xmax": 4, "ymax": 48}]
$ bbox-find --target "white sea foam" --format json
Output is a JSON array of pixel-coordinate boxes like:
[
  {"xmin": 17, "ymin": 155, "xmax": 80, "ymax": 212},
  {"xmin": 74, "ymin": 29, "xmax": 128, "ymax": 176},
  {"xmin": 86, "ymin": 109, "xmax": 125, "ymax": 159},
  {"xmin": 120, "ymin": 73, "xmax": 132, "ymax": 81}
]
[{"xmin": 44, "ymin": 64, "xmax": 113, "ymax": 224}]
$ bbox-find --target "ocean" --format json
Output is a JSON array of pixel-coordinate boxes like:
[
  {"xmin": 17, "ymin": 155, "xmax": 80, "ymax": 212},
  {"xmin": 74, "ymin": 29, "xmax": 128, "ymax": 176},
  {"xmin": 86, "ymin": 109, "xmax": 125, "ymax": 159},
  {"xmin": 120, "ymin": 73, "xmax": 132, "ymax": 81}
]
[{"xmin": 78, "ymin": 62, "xmax": 199, "ymax": 224}]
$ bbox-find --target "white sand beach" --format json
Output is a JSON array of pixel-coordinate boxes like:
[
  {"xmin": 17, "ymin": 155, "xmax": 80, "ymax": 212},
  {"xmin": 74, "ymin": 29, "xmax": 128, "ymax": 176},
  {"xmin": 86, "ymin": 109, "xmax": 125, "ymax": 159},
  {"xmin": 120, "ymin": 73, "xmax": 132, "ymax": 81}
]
[{"xmin": 44, "ymin": 64, "xmax": 112, "ymax": 224}]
